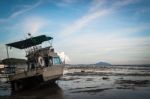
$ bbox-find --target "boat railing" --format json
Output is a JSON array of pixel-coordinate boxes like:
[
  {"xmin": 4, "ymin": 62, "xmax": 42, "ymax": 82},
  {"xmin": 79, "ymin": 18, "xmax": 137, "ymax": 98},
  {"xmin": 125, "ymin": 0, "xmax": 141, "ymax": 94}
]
[
  {"xmin": 26, "ymin": 46, "xmax": 42, "ymax": 55},
  {"xmin": 0, "ymin": 66, "xmax": 26, "ymax": 76},
  {"xmin": 15, "ymin": 67, "xmax": 27, "ymax": 74},
  {"xmin": 26, "ymin": 46, "xmax": 53, "ymax": 57},
  {"xmin": 0, "ymin": 66, "xmax": 15, "ymax": 82}
]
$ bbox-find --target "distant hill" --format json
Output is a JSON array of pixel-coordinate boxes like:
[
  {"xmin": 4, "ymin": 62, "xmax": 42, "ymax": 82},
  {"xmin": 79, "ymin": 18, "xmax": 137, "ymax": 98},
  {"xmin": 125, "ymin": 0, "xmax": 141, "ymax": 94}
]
[
  {"xmin": 65, "ymin": 61, "xmax": 111, "ymax": 67},
  {"xmin": 94, "ymin": 62, "xmax": 111, "ymax": 66}
]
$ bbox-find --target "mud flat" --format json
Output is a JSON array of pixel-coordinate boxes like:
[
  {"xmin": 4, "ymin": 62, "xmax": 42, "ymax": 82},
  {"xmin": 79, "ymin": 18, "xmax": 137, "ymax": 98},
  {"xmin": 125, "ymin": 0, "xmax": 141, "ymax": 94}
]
[{"xmin": 0, "ymin": 66, "xmax": 150, "ymax": 99}]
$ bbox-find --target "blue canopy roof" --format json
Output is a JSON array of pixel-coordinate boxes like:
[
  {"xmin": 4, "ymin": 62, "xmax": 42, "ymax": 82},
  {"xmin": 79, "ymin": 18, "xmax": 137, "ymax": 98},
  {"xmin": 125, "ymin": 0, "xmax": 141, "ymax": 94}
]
[{"xmin": 6, "ymin": 35, "xmax": 53, "ymax": 49}]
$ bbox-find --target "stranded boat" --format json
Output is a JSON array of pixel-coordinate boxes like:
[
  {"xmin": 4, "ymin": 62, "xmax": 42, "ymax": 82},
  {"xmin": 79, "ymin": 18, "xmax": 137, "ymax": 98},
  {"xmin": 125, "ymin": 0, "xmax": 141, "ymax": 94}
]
[{"xmin": 2, "ymin": 35, "xmax": 64, "ymax": 91}]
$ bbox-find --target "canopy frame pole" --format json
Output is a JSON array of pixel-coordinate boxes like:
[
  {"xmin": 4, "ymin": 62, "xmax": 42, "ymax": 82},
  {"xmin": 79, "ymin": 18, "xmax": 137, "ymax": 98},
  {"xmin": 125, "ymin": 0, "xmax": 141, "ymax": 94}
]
[
  {"xmin": 6, "ymin": 45, "xmax": 9, "ymax": 59},
  {"xmin": 5, "ymin": 45, "xmax": 10, "ymax": 82}
]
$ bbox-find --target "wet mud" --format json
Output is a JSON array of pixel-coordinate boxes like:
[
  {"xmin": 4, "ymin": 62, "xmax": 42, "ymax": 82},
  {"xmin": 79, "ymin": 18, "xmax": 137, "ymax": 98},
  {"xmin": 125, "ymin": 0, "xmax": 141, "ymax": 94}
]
[
  {"xmin": 71, "ymin": 88, "xmax": 112, "ymax": 93},
  {"xmin": 1, "ymin": 66, "xmax": 150, "ymax": 99}
]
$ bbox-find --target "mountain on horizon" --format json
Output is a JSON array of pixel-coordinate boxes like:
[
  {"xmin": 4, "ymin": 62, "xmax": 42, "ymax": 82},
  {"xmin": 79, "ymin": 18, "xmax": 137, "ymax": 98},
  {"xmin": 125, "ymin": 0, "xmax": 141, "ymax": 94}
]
[
  {"xmin": 94, "ymin": 61, "xmax": 111, "ymax": 66},
  {"xmin": 65, "ymin": 61, "xmax": 111, "ymax": 67}
]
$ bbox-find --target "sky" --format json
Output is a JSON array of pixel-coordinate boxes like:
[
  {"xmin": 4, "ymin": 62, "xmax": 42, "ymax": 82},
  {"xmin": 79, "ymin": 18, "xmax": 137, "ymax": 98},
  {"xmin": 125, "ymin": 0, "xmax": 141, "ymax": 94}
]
[{"xmin": 0, "ymin": 0, "xmax": 150, "ymax": 64}]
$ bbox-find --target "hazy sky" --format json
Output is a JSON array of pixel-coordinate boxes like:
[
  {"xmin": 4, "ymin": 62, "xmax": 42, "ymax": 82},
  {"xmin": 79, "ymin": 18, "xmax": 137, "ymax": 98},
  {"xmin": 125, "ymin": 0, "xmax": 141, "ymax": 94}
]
[{"xmin": 0, "ymin": 0, "xmax": 150, "ymax": 64}]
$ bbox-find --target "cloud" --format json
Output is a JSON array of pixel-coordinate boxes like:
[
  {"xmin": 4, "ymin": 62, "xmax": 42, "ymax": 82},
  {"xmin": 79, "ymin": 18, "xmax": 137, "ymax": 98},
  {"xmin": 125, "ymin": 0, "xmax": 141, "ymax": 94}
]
[
  {"xmin": 61, "ymin": 0, "xmax": 77, "ymax": 4},
  {"xmin": 0, "ymin": 16, "xmax": 48, "ymax": 41},
  {"xmin": 61, "ymin": 0, "xmax": 138, "ymax": 36},
  {"xmin": 53, "ymin": 0, "xmax": 79, "ymax": 7},
  {"xmin": 112, "ymin": 0, "xmax": 139, "ymax": 7},
  {"xmin": 22, "ymin": 17, "xmax": 48, "ymax": 35},
  {"xmin": 57, "ymin": 52, "xmax": 71, "ymax": 63},
  {"xmin": 0, "ymin": 0, "xmax": 148, "ymax": 64},
  {"xmin": 62, "ymin": 9, "xmax": 111, "ymax": 36},
  {"xmin": 0, "ymin": 44, "xmax": 25, "ymax": 60},
  {"xmin": 11, "ymin": 1, "xmax": 41, "ymax": 18},
  {"xmin": 62, "ymin": 0, "xmax": 132, "ymax": 36},
  {"xmin": 56, "ymin": 0, "xmax": 148, "ymax": 64},
  {"xmin": 58, "ymin": 25, "xmax": 150, "ymax": 64},
  {"xmin": 89, "ymin": 0, "xmax": 108, "ymax": 12},
  {"xmin": 0, "ymin": 0, "xmax": 42, "ymax": 23}
]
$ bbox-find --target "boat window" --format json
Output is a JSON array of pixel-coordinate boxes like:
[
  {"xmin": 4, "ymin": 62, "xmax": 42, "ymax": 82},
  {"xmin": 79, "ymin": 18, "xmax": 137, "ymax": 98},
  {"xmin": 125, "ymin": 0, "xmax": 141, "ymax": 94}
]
[{"xmin": 53, "ymin": 57, "xmax": 61, "ymax": 65}]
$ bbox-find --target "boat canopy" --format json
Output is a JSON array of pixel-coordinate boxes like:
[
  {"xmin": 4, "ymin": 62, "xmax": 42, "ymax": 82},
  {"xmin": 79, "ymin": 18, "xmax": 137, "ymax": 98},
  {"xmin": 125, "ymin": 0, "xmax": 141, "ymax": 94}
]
[{"xmin": 6, "ymin": 35, "xmax": 53, "ymax": 49}]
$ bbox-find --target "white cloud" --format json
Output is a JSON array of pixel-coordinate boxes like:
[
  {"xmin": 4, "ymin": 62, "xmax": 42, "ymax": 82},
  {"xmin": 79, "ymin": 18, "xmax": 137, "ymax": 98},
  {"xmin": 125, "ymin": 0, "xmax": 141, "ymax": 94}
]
[
  {"xmin": 54, "ymin": 0, "xmax": 78, "ymax": 7},
  {"xmin": 57, "ymin": 0, "xmax": 148, "ymax": 64},
  {"xmin": 11, "ymin": 1, "xmax": 41, "ymax": 18},
  {"xmin": 0, "ymin": 0, "xmax": 42, "ymax": 23},
  {"xmin": 1, "ymin": 0, "xmax": 147, "ymax": 64},
  {"xmin": 89, "ymin": 0, "xmax": 108, "ymax": 12},
  {"xmin": 62, "ymin": 9, "xmax": 111, "ymax": 36},
  {"xmin": 0, "ymin": 16, "xmax": 49, "ymax": 43},
  {"xmin": 58, "ymin": 25, "xmax": 150, "ymax": 64},
  {"xmin": 57, "ymin": 52, "xmax": 71, "ymax": 63},
  {"xmin": 62, "ymin": 0, "xmax": 76, "ymax": 4},
  {"xmin": 61, "ymin": 0, "xmax": 138, "ymax": 36},
  {"xmin": 22, "ymin": 17, "xmax": 48, "ymax": 35},
  {"xmin": 112, "ymin": 0, "xmax": 139, "ymax": 7},
  {"xmin": 0, "ymin": 44, "xmax": 25, "ymax": 60}
]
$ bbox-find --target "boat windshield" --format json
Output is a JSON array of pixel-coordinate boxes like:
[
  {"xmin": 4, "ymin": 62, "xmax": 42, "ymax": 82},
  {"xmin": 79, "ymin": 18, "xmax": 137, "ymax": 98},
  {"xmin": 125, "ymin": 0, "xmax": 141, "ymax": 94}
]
[{"xmin": 53, "ymin": 57, "xmax": 62, "ymax": 65}]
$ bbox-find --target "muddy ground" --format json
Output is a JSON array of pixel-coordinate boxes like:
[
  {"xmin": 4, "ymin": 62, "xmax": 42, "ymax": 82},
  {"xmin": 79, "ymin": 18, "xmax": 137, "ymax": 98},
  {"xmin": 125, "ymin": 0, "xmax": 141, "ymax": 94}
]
[{"xmin": 1, "ymin": 66, "xmax": 150, "ymax": 99}]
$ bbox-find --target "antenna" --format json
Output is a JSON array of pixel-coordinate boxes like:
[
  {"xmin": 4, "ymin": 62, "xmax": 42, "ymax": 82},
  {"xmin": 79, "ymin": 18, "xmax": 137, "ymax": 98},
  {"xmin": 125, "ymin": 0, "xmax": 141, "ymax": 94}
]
[{"xmin": 28, "ymin": 33, "xmax": 31, "ymax": 37}]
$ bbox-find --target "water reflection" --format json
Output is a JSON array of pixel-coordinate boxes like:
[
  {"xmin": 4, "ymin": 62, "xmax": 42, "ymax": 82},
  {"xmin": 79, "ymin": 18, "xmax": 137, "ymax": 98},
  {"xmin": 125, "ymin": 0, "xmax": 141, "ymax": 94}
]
[{"xmin": 11, "ymin": 83, "xmax": 64, "ymax": 99}]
